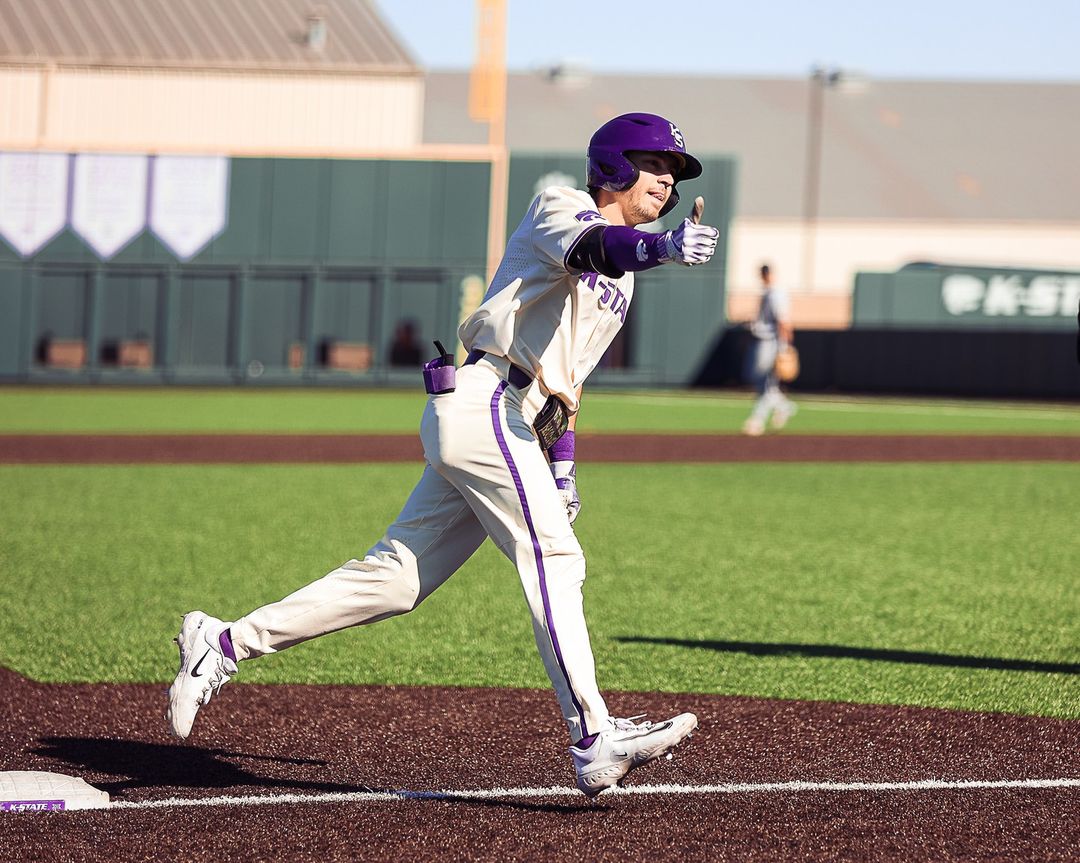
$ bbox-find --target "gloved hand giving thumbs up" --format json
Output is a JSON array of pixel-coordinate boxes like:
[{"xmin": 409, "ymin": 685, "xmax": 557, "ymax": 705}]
[{"xmin": 659, "ymin": 197, "xmax": 719, "ymax": 266}]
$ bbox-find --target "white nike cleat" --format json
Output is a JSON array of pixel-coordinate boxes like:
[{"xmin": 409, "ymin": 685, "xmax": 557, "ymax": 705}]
[
  {"xmin": 569, "ymin": 712, "xmax": 698, "ymax": 797},
  {"xmin": 166, "ymin": 611, "xmax": 237, "ymax": 740}
]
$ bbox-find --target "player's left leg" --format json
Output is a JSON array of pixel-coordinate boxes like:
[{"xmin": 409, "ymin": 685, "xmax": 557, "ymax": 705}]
[
  {"xmin": 771, "ymin": 390, "xmax": 797, "ymax": 429},
  {"xmin": 431, "ymin": 366, "xmax": 611, "ymax": 744}
]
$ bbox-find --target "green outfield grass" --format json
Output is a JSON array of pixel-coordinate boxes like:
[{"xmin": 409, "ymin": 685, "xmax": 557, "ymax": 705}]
[
  {"xmin": 3, "ymin": 386, "xmax": 1080, "ymax": 435},
  {"xmin": 1, "ymin": 463, "xmax": 1076, "ymax": 718}
]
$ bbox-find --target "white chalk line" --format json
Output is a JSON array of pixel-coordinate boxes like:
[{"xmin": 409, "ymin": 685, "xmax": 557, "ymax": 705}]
[{"xmin": 108, "ymin": 777, "xmax": 1080, "ymax": 811}]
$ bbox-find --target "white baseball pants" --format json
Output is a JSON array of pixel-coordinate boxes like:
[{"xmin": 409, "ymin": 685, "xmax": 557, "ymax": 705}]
[
  {"xmin": 229, "ymin": 355, "xmax": 610, "ymax": 743},
  {"xmin": 748, "ymin": 337, "xmax": 795, "ymax": 423}
]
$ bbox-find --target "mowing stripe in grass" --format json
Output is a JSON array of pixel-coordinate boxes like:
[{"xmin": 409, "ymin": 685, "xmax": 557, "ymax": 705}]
[{"xmin": 597, "ymin": 393, "xmax": 1080, "ymax": 421}]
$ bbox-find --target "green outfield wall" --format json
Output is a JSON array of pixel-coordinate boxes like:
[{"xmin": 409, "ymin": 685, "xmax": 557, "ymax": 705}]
[
  {"xmin": 0, "ymin": 153, "xmax": 735, "ymax": 388},
  {"xmin": 852, "ymin": 262, "xmax": 1080, "ymax": 331},
  {"xmin": 695, "ymin": 262, "xmax": 1080, "ymax": 398},
  {"xmin": 0, "ymin": 157, "xmax": 491, "ymax": 386}
]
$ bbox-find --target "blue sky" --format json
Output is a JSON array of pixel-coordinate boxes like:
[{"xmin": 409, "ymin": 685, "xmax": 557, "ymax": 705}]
[{"xmin": 373, "ymin": 0, "xmax": 1080, "ymax": 81}]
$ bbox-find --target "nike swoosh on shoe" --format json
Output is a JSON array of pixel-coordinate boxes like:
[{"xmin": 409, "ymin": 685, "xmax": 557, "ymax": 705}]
[
  {"xmin": 623, "ymin": 721, "xmax": 673, "ymax": 740},
  {"xmin": 190, "ymin": 650, "xmax": 212, "ymax": 678}
]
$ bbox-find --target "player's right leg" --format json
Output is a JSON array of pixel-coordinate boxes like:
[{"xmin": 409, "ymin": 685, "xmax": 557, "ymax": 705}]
[
  {"xmin": 228, "ymin": 465, "xmax": 486, "ymax": 659},
  {"xmin": 167, "ymin": 464, "xmax": 487, "ymax": 739},
  {"xmin": 167, "ymin": 610, "xmax": 237, "ymax": 739}
]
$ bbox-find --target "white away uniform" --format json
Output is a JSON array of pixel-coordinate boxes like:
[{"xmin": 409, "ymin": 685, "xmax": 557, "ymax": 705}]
[
  {"xmin": 228, "ymin": 187, "xmax": 632, "ymax": 742},
  {"xmin": 746, "ymin": 285, "xmax": 795, "ymax": 425}
]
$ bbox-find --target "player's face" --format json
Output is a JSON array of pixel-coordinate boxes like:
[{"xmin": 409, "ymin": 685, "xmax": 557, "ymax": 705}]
[{"xmin": 619, "ymin": 151, "xmax": 681, "ymax": 224}]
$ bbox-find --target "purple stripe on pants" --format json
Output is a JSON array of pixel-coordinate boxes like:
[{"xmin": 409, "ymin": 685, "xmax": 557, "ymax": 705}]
[{"xmin": 488, "ymin": 380, "xmax": 588, "ymax": 736}]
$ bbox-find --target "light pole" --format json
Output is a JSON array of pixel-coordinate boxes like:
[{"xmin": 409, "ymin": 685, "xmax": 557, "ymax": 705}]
[
  {"xmin": 469, "ymin": 0, "xmax": 508, "ymax": 295},
  {"xmin": 801, "ymin": 66, "xmax": 842, "ymax": 294}
]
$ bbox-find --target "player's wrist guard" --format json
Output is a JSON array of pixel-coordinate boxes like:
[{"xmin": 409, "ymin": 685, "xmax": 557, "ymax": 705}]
[
  {"xmin": 546, "ymin": 429, "xmax": 575, "ymax": 463},
  {"xmin": 657, "ymin": 231, "xmax": 680, "ymax": 264}
]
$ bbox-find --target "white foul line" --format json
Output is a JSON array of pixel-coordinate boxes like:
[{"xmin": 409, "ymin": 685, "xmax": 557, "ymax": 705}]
[{"xmin": 107, "ymin": 777, "xmax": 1080, "ymax": 810}]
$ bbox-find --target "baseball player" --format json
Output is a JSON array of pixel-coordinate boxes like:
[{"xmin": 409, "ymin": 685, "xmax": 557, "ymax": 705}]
[
  {"xmin": 743, "ymin": 263, "xmax": 796, "ymax": 435},
  {"xmin": 167, "ymin": 112, "xmax": 719, "ymax": 797}
]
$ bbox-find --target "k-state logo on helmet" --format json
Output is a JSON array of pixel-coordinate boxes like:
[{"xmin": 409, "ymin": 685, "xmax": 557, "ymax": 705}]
[{"xmin": 669, "ymin": 122, "xmax": 684, "ymax": 149}]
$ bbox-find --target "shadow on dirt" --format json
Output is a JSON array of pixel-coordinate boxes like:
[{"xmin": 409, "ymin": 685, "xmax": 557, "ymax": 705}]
[
  {"xmin": 30, "ymin": 736, "xmax": 597, "ymax": 812},
  {"xmin": 32, "ymin": 737, "xmax": 378, "ymax": 797},
  {"xmin": 616, "ymin": 637, "xmax": 1080, "ymax": 675}
]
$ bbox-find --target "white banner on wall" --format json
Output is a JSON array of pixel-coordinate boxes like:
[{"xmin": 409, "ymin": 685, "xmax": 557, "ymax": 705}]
[
  {"xmin": 942, "ymin": 272, "xmax": 1080, "ymax": 319},
  {"xmin": 149, "ymin": 155, "xmax": 229, "ymax": 261},
  {"xmin": 71, "ymin": 154, "xmax": 149, "ymax": 259},
  {"xmin": 0, "ymin": 152, "xmax": 70, "ymax": 257}
]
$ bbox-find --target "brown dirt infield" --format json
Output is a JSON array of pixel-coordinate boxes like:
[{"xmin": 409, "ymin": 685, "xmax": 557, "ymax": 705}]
[
  {"xmin": 2, "ymin": 433, "xmax": 1077, "ymax": 860},
  {"xmin": 3, "ymin": 433, "xmax": 1080, "ymax": 463},
  {"xmin": 1, "ymin": 668, "xmax": 1078, "ymax": 862}
]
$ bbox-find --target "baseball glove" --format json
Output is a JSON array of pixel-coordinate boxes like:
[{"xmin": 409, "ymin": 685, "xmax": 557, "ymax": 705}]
[{"xmin": 774, "ymin": 344, "xmax": 800, "ymax": 382}]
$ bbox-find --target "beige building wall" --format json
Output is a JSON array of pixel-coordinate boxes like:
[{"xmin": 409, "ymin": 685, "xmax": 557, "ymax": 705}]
[
  {"xmin": 0, "ymin": 66, "xmax": 43, "ymax": 148},
  {"xmin": 0, "ymin": 65, "xmax": 424, "ymax": 156},
  {"xmin": 727, "ymin": 218, "xmax": 1080, "ymax": 328}
]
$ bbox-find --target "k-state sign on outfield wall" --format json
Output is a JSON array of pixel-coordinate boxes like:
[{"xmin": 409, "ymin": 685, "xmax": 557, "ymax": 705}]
[{"xmin": 852, "ymin": 263, "xmax": 1080, "ymax": 330}]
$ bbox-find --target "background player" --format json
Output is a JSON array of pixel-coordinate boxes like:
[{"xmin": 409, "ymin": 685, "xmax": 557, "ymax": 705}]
[
  {"xmin": 167, "ymin": 112, "xmax": 719, "ymax": 797},
  {"xmin": 743, "ymin": 262, "xmax": 797, "ymax": 435}
]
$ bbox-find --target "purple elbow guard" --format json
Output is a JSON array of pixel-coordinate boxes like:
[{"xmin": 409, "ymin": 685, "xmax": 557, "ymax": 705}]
[{"xmin": 601, "ymin": 226, "xmax": 670, "ymax": 273}]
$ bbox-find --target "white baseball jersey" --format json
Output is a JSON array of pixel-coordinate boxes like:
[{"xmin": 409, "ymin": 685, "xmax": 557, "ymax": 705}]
[
  {"xmin": 459, "ymin": 186, "xmax": 634, "ymax": 414},
  {"xmin": 750, "ymin": 286, "xmax": 791, "ymax": 342}
]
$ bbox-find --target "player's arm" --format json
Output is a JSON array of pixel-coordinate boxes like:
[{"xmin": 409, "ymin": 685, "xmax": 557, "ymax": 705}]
[
  {"xmin": 567, "ymin": 197, "xmax": 719, "ymax": 278},
  {"xmin": 566, "ymin": 386, "xmax": 581, "ymax": 432}
]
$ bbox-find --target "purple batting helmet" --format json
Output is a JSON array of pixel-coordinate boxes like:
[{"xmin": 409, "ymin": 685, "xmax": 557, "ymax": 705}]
[{"xmin": 586, "ymin": 112, "xmax": 703, "ymax": 217}]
